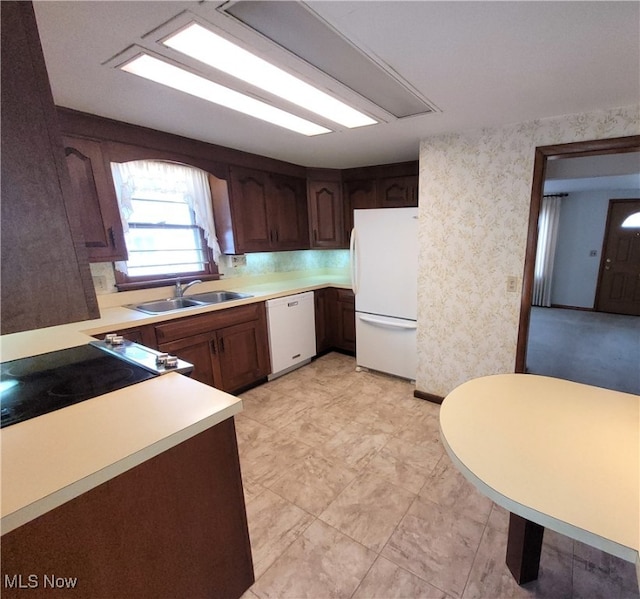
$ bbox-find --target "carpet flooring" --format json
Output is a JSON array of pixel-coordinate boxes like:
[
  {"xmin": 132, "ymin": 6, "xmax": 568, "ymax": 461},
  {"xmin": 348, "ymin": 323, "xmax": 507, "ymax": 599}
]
[{"xmin": 526, "ymin": 307, "xmax": 640, "ymax": 395}]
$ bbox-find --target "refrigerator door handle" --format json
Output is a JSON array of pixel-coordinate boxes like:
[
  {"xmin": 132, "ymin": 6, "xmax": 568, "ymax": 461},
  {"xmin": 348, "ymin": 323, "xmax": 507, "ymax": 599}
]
[
  {"xmin": 358, "ymin": 314, "xmax": 417, "ymax": 330},
  {"xmin": 349, "ymin": 227, "xmax": 359, "ymax": 294}
]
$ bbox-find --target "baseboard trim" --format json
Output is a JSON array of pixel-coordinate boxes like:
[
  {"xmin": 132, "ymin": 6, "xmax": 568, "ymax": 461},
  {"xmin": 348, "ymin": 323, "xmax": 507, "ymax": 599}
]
[
  {"xmin": 549, "ymin": 304, "xmax": 593, "ymax": 311},
  {"xmin": 414, "ymin": 389, "xmax": 444, "ymax": 404}
]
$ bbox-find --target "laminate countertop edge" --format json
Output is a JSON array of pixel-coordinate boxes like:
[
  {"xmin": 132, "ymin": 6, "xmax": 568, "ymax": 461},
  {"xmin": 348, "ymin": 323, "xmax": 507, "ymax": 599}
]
[{"xmin": 1, "ymin": 373, "xmax": 243, "ymax": 535}]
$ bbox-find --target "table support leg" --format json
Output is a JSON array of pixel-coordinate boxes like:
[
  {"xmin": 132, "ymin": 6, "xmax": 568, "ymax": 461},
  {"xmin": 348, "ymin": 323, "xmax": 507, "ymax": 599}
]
[{"xmin": 506, "ymin": 513, "xmax": 545, "ymax": 584}]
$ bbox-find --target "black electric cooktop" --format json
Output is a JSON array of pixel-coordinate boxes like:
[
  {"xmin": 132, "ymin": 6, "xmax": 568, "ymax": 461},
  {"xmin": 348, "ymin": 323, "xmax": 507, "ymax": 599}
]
[{"xmin": 0, "ymin": 344, "xmax": 157, "ymax": 428}]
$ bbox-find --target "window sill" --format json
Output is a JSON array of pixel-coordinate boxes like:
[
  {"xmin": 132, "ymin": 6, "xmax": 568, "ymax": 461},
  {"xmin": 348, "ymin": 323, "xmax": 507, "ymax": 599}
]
[{"xmin": 115, "ymin": 273, "xmax": 222, "ymax": 292}]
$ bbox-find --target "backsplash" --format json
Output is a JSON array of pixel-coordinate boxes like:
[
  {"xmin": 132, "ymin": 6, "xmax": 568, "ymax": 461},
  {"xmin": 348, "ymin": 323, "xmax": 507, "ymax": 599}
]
[{"xmin": 90, "ymin": 250, "xmax": 349, "ymax": 295}]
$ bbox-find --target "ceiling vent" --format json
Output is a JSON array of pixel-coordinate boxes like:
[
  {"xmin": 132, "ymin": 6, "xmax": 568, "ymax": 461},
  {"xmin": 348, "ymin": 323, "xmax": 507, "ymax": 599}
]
[{"xmin": 218, "ymin": 1, "xmax": 438, "ymax": 119}]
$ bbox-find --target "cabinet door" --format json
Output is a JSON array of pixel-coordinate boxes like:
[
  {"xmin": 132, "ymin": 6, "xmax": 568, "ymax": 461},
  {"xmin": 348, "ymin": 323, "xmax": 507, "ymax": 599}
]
[
  {"xmin": 335, "ymin": 289, "xmax": 356, "ymax": 354},
  {"xmin": 158, "ymin": 333, "xmax": 216, "ymax": 387},
  {"xmin": 377, "ymin": 176, "xmax": 418, "ymax": 208},
  {"xmin": 62, "ymin": 136, "xmax": 127, "ymax": 262},
  {"xmin": 215, "ymin": 320, "xmax": 270, "ymax": 393},
  {"xmin": 344, "ymin": 178, "xmax": 377, "ymax": 235},
  {"xmin": 269, "ymin": 174, "xmax": 310, "ymax": 250},
  {"xmin": 308, "ymin": 180, "xmax": 345, "ymax": 249},
  {"xmin": 315, "ymin": 287, "xmax": 337, "ymax": 354},
  {"xmin": 228, "ymin": 166, "xmax": 271, "ymax": 252}
]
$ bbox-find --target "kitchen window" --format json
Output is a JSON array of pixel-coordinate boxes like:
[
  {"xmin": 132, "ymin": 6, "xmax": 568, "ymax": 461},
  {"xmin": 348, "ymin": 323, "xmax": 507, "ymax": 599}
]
[{"xmin": 111, "ymin": 160, "xmax": 221, "ymax": 290}]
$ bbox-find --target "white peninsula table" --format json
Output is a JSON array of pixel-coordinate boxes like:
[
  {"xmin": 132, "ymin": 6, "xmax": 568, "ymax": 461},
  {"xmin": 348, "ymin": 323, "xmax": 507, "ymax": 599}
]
[{"xmin": 439, "ymin": 374, "xmax": 639, "ymax": 585}]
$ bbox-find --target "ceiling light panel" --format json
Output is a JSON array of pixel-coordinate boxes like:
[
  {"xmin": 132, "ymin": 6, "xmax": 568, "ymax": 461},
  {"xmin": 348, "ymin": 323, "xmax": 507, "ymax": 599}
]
[
  {"xmin": 162, "ymin": 23, "xmax": 377, "ymax": 129},
  {"xmin": 121, "ymin": 53, "xmax": 331, "ymax": 136},
  {"xmin": 222, "ymin": 1, "xmax": 437, "ymax": 119}
]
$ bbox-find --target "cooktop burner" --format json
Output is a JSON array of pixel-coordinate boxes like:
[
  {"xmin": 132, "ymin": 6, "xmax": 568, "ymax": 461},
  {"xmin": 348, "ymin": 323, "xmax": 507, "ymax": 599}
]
[{"xmin": 0, "ymin": 344, "xmax": 157, "ymax": 428}]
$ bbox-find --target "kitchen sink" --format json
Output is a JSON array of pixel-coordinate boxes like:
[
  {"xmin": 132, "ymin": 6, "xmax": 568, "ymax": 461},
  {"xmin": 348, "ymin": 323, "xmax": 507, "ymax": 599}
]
[
  {"xmin": 127, "ymin": 291, "xmax": 253, "ymax": 314},
  {"xmin": 188, "ymin": 290, "xmax": 253, "ymax": 304}
]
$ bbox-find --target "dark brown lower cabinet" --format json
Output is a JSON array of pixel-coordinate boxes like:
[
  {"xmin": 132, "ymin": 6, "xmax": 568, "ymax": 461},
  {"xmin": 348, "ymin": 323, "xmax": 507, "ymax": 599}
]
[
  {"xmin": 0, "ymin": 418, "xmax": 254, "ymax": 599},
  {"xmin": 155, "ymin": 303, "xmax": 270, "ymax": 394},
  {"xmin": 334, "ymin": 289, "xmax": 356, "ymax": 353},
  {"xmin": 314, "ymin": 288, "xmax": 355, "ymax": 355}
]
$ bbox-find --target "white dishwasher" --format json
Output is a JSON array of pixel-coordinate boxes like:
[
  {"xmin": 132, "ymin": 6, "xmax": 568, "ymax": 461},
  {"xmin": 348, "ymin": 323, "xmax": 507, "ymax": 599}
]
[{"xmin": 266, "ymin": 292, "xmax": 316, "ymax": 379}]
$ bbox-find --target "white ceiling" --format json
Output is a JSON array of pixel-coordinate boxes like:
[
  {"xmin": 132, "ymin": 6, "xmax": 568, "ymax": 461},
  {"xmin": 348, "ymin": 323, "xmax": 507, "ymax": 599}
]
[{"xmin": 33, "ymin": 1, "xmax": 640, "ymax": 169}]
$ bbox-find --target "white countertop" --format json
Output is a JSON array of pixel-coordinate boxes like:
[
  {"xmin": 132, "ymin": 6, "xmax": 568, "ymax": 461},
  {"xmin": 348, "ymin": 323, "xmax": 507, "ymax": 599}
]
[{"xmin": 440, "ymin": 374, "xmax": 639, "ymax": 566}]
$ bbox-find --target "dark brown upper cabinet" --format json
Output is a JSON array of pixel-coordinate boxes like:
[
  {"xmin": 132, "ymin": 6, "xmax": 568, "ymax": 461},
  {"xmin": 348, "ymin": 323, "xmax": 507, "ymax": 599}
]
[
  {"xmin": 62, "ymin": 135, "xmax": 127, "ymax": 262},
  {"xmin": 343, "ymin": 178, "xmax": 377, "ymax": 234},
  {"xmin": 1, "ymin": 1, "xmax": 99, "ymax": 334},
  {"xmin": 377, "ymin": 175, "xmax": 418, "ymax": 208},
  {"xmin": 217, "ymin": 166, "xmax": 309, "ymax": 254},
  {"xmin": 307, "ymin": 174, "xmax": 346, "ymax": 249}
]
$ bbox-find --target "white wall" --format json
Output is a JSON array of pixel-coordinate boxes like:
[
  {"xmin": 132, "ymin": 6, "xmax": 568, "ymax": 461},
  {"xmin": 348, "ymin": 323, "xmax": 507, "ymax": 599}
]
[
  {"xmin": 551, "ymin": 191, "xmax": 639, "ymax": 308},
  {"xmin": 417, "ymin": 104, "xmax": 639, "ymax": 397}
]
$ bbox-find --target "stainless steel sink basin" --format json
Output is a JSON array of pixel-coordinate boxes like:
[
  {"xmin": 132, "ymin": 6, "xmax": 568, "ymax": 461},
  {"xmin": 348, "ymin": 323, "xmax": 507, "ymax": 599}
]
[
  {"xmin": 189, "ymin": 290, "xmax": 253, "ymax": 304},
  {"xmin": 127, "ymin": 291, "xmax": 253, "ymax": 314},
  {"xmin": 127, "ymin": 297, "xmax": 207, "ymax": 314}
]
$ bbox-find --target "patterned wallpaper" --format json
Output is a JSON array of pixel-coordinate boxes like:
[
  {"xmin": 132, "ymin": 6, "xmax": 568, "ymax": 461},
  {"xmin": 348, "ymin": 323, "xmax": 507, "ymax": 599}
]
[{"xmin": 417, "ymin": 104, "xmax": 640, "ymax": 397}]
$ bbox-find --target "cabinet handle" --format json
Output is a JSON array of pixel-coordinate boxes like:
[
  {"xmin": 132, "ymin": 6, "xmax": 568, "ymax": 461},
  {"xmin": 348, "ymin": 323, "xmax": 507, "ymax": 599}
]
[
  {"xmin": 210, "ymin": 339, "xmax": 217, "ymax": 355},
  {"xmin": 274, "ymin": 229, "xmax": 279, "ymax": 242},
  {"xmin": 108, "ymin": 227, "xmax": 115, "ymax": 248},
  {"xmin": 219, "ymin": 338, "xmax": 225, "ymax": 353}
]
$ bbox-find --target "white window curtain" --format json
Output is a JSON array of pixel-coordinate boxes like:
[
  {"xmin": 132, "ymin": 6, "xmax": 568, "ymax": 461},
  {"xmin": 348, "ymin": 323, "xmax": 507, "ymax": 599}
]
[
  {"xmin": 532, "ymin": 195, "xmax": 563, "ymax": 307},
  {"xmin": 110, "ymin": 160, "xmax": 222, "ymax": 271}
]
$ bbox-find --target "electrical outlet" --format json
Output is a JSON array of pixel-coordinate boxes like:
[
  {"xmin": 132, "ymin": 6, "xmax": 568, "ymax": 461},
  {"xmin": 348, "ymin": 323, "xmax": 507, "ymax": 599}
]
[
  {"xmin": 506, "ymin": 276, "xmax": 518, "ymax": 293},
  {"xmin": 231, "ymin": 255, "xmax": 247, "ymax": 267},
  {"xmin": 92, "ymin": 275, "xmax": 108, "ymax": 293}
]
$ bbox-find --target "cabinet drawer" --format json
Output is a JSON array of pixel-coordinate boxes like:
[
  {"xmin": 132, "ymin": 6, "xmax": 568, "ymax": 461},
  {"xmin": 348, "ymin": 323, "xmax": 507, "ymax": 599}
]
[{"xmin": 155, "ymin": 303, "xmax": 264, "ymax": 344}]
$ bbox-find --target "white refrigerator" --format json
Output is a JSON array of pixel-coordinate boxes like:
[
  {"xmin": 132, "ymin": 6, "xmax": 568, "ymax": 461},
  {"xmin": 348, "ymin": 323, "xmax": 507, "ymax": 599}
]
[{"xmin": 350, "ymin": 207, "xmax": 418, "ymax": 380}]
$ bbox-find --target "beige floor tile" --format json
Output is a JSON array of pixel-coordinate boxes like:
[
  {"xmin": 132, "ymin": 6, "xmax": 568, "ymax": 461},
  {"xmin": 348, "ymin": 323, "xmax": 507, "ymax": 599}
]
[
  {"xmin": 278, "ymin": 412, "xmax": 342, "ymax": 448},
  {"xmin": 240, "ymin": 392, "xmax": 310, "ymax": 430},
  {"xmin": 240, "ymin": 428, "xmax": 313, "ymax": 487},
  {"xmin": 573, "ymin": 541, "xmax": 640, "ymax": 598},
  {"xmin": 234, "ymin": 413, "xmax": 278, "ymax": 449},
  {"xmin": 353, "ymin": 556, "xmax": 451, "ymax": 599},
  {"xmin": 245, "ymin": 489, "xmax": 314, "ymax": 579},
  {"xmin": 241, "ymin": 470, "xmax": 266, "ymax": 505},
  {"xmin": 251, "ymin": 519, "xmax": 377, "ymax": 599},
  {"xmin": 350, "ymin": 398, "xmax": 417, "ymax": 435},
  {"xmin": 419, "ymin": 455, "xmax": 493, "ymax": 526},
  {"xmin": 320, "ymin": 470, "xmax": 416, "ymax": 553},
  {"xmin": 321, "ymin": 420, "xmax": 390, "ymax": 469},
  {"xmin": 486, "ymin": 502, "xmax": 510, "ymax": 532},
  {"xmin": 382, "ymin": 496, "xmax": 485, "ymax": 598},
  {"xmin": 393, "ymin": 408, "xmax": 443, "ymax": 449},
  {"xmin": 364, "ymin": 435, "xmax": 443, "ymax": 494},
  {"xmin": 268, "ymin": 450, "xmax": 358, "ymax": 516},
  {"xmin": 462, "ymin": 524, "xmax": 573, "ymax": 598}
]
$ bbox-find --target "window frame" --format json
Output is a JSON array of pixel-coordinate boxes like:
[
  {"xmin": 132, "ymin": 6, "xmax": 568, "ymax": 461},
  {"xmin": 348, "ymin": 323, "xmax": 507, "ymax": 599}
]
[{"xmin": 109, "ymin": 154, "xmax": 221, "ymax": 291}]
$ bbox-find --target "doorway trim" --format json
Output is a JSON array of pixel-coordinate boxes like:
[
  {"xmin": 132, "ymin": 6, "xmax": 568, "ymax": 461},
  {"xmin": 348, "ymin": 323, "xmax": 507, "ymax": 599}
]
[{"xmin": 515, "ymin": 135, "xmax": 640, "ymax": 373}]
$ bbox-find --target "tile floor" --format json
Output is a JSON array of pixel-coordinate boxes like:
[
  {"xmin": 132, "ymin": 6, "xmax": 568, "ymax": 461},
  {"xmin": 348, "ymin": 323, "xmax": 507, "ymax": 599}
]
[{"xmin": 236, "ymin": 352, "xmax": 638, "ymax": 599}]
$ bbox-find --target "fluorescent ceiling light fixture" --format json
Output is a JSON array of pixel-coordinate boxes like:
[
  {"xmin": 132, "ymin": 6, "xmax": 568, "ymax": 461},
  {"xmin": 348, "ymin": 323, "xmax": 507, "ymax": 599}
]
[
  {"xmin": 163, "ymin": 23, "xmax": 377, "ymax": 129},
  {"xmin": 121, "ymin": 54, "xmax": 330, "ymax": 136}
]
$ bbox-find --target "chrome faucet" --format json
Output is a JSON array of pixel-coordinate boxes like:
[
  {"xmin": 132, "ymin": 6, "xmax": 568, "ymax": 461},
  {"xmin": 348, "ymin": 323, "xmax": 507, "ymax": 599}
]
[{"xmin": 174, "ymin": 279, "xmax": 202, "ymax": 298}]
